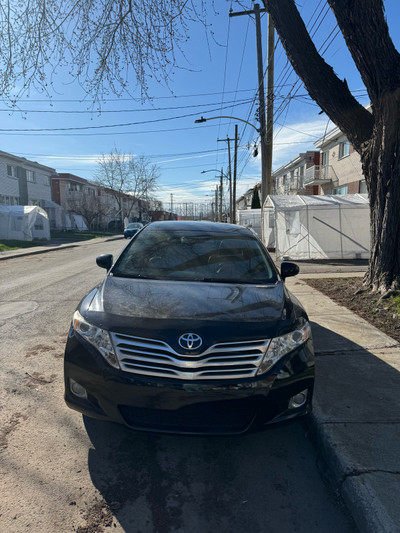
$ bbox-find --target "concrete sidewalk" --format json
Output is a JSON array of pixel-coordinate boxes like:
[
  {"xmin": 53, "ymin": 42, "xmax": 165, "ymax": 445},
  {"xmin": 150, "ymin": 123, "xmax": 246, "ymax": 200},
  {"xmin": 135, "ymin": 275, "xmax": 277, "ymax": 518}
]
[
  {"xmin": 286, "ymin": 275, "xmax": 400, "ymax": 533},
  {"xmin": 0, "ymin": 235, "xmax": 123, "ymax": 261},
  {"xmin": 2, "ymin": 240, "xmax": 399, "ymax": 531}
]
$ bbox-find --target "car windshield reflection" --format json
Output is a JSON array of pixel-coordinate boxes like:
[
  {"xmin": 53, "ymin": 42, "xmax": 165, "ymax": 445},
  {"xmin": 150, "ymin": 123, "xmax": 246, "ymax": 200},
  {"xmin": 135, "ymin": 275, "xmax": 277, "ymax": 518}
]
[{"xmin": 113, "ymin": 226, "xmax": 277, "ymax": 284}]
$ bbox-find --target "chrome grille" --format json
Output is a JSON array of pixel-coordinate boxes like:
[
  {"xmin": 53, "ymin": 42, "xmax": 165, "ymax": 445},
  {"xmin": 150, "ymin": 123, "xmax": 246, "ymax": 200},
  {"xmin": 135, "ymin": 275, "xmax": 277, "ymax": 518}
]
[{"xmin": 110, "ymin": 332, "xmax": 270, "ymax": 380}]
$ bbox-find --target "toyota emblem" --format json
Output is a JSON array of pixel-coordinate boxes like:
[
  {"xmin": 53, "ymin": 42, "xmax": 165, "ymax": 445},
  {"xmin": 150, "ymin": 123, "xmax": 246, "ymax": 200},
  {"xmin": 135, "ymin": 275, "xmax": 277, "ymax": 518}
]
[{"xmin": 178, "ymin": 333, "xmax": 203, "ymax": 351}]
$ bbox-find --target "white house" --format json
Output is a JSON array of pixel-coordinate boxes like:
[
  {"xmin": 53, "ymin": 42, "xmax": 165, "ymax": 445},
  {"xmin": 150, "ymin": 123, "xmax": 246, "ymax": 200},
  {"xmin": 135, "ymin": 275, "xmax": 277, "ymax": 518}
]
[{"xmin": 0, "ymin": 150, "xmax": 56, "ymax": 208}]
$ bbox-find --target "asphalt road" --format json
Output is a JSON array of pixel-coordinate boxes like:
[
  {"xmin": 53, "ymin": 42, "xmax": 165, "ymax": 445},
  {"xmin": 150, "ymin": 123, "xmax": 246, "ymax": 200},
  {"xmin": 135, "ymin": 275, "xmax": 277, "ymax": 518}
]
[{"xmin": 0, "ymin": 239, "xmax": 358, "ymax": 533}]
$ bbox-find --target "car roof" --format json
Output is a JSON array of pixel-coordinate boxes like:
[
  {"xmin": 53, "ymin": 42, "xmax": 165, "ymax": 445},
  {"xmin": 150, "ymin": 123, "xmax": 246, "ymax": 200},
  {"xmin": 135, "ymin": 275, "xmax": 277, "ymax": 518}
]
[{"xmin": 144, "ymin": 220, "xmax": 256, "ymax": 236}]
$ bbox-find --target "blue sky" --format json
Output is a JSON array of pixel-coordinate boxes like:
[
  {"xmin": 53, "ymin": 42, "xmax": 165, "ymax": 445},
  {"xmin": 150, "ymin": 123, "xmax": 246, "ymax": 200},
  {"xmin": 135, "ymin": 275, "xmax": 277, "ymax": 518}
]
[{"xmin": 1, "ymin": 0, "xmax": 399, "ymax": 213}]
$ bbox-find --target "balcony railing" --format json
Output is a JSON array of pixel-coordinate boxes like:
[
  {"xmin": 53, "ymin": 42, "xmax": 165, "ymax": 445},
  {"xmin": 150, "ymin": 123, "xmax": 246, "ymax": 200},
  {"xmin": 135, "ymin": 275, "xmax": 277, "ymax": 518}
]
[{"xmin": 304, "ymin": 165, "xmax": 337, "ymax": 185}]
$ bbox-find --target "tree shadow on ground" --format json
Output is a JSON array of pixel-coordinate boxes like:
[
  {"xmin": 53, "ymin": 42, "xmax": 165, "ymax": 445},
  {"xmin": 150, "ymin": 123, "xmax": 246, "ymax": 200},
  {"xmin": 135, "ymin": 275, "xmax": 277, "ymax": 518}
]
[
  {"xmin": 77, "ymin": 325, "xmax": 386, "ymax": 533},
  {"xmin": 83, "ymin": 412, "xmax": 356, "ymax": 533}
]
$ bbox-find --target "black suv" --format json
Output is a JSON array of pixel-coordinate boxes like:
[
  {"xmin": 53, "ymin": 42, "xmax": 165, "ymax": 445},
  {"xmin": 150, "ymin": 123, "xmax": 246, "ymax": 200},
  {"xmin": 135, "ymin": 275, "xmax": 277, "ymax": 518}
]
[{"xmin": 64, "ymin": 221, "xmax": 314, "ymax": 435}]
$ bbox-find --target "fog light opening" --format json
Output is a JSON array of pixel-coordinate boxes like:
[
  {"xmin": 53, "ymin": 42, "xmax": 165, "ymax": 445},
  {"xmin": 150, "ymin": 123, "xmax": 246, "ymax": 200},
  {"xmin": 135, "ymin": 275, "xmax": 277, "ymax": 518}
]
[
  {"xmin": 70, "ymin": 379, "xmax": 88, "ymax": 399},
  {"xmin": 289, "ymin": 389, "xmax": 308, "ymax": 409}
]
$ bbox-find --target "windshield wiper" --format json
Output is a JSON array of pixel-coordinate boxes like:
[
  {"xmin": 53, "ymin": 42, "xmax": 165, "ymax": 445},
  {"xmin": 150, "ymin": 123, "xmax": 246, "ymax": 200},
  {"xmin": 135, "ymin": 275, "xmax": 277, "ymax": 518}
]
[
  {"xmin": 197, "ymin": 277, "xmax": 273, "ymax": 285},
  {"xmin": 112, "ymin": 273, "xmax": 155, "ymax": 279}
]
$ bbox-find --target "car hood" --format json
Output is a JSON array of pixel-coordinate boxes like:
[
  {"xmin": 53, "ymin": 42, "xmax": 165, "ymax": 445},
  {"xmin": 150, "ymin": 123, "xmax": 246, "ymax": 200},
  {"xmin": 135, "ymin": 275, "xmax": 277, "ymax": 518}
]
[
  {"xmin": 89, "ymin": 275, "xmax": 284, "ymax": 317},
  {"xmin": 78, "ymin": 275, "xmax": 306, "ymax": 346}
]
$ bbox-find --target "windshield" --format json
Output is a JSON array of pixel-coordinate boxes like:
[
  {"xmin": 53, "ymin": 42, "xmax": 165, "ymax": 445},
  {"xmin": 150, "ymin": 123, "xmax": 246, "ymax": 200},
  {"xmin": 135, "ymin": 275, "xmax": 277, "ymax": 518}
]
[
  {"xmin": 127, "ymin": 223, "xmax": 142, "ymax": 228},
  {"xmin": 113, "ymin": 226, "xmax": 277, "ymax": 284}
]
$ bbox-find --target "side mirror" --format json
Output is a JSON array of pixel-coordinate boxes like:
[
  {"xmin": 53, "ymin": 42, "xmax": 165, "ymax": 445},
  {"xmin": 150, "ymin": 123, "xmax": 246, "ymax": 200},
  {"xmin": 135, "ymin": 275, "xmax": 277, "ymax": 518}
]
[
  {"xmin": 96, "ymin": 254, "xmax": 113, "ymax": 271},
  {"xmin": 281, "ymin": 261, "xmax": 299, "ymax": 281}
]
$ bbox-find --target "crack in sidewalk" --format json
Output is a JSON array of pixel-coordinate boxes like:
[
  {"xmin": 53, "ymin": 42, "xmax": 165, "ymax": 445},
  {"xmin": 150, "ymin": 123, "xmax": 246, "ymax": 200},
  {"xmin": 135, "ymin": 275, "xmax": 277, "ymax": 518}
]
[
  {"xmin": 315, "ymin": 343, "xmax": 400, "ymax": 356},
  {"xmin": 339, "ymin": 469, "xmax": 400, "ymax": 486}
]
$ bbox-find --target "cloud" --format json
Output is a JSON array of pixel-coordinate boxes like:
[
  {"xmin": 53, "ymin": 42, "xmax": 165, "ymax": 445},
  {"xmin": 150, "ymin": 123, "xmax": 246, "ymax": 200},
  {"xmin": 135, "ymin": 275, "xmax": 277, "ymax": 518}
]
[
  {"xmin": 36, "ymin": 154, "xmax": 102, "ymax": 165},
  {"xmin": 156, "ymin": 176, "xmax": 219, "ymax": 203}
]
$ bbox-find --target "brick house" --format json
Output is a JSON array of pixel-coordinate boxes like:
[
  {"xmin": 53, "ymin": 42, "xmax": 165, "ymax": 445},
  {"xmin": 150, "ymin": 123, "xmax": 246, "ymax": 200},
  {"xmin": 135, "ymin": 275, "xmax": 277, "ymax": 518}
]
[
  {"xmin": 313, "ymin": 127, "xmax": 366, "ymax": 194},
  {"xmin": 51, "ymin": 173, "xmax": 157, "ymax": 230},
  {"xmin": 273, "ymin": 151, "xmax": 321, "ymax": 195}
]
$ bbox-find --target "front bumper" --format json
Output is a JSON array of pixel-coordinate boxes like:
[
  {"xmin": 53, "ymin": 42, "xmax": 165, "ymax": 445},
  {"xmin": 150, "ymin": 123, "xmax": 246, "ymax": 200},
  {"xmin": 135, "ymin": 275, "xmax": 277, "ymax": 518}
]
[{"xmin": 64, "ymin": 332, "xmax": 315, "ymax": 435}]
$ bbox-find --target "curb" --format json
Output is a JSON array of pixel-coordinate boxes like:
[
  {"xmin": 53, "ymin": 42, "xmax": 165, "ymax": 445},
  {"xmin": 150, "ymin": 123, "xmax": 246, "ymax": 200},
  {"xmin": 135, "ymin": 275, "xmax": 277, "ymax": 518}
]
[
  {"xmin": 306, "ymin": 411, "xmax": 399, "ymax": 533},
  {"xmin": 0, "ymin": 236, "xmax": 123, "ymax": 261},
  {"xmin": 287, "ymin": 276, "xmax": 400, "ymax": 533},
  {"xmin": 0, "ymin": 243, "xmax": 80, "ymax": 261}
]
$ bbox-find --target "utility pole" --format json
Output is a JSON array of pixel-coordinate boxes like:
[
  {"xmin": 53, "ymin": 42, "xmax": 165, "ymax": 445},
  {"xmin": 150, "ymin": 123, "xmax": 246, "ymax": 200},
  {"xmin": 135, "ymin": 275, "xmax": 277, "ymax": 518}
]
[
  {"xmin": 219, "ymin": 170, "xmax": 223, "ymax": 222},
  {"xmin": 217, "ymin": 137, "xmax": 234, "ymax": 221},
  {"xmin": 233, "ymin": 124, "xmax": 238, "ymax": 224},
  {"xmin": 227, "ymin": 138, "xmax": 232, "ymax": 220},
  {"xmin": 266, "ymin": 14, "xmax": 275, "ymax": 199},
  {"xmin": 230, "ymin": 3, "xmax": 274, "ymax": 205},
  {"xmin": 170, "ymin": 193, "xmax": 173, "ymax": 212},
  {"xmin": 215, "ymin": 186, "xmax": 219, "ymax": 222}
]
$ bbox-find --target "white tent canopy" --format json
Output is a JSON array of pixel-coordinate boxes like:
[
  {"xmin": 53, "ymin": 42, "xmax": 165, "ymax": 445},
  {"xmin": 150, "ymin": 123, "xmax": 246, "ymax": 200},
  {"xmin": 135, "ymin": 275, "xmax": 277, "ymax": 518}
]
[
  {"xmin": 262, "ymin": 194, "xmax": 370, "ymax": 260},
  {"xmin": 237, "ymin": 209, "xmax": 262, "ymax": 238},
  {"xmin": 0, "ymin": 205, "xmax": 50, "ymax": 241}
]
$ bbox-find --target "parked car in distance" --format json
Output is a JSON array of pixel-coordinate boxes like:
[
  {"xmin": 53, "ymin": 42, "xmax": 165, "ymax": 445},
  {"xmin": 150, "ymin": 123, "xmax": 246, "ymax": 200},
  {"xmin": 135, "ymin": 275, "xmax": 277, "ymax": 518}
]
[
  {"xmin": 123, "ymin": 222, "xmax": 143, "ymax": 238},
  {"xmin": 64, "ymin": 221, "xmax": 314, "ymax": 435}
]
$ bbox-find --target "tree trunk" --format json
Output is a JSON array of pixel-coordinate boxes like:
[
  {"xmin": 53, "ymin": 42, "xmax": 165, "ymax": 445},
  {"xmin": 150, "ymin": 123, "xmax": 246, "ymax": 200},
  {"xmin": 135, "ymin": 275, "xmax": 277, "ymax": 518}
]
[
  {"xmin": 262, "ymin": 0, "xmax": 400, "ymax": 294},
  {"xmin": 361, "ymin": 90, "xmax": 400, "ymax": 294}
]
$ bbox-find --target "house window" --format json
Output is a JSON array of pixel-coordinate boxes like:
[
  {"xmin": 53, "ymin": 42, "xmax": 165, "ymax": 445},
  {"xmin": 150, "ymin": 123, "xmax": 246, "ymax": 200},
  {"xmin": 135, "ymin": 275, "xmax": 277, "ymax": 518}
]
[
  {"xmin": 333, "ymin": 185, "xmax": 348, "ymax": 195},
  {"xmin": 0, "ymin": 195, "xmax": 19, "ymax": 205},
  {"xmin": 7, "ymin": 165, "xmax": 17, "ymax": 177},
  {"xmin": 339, "ymin": 141, "xmax": 350, "ymax": 159},
  {"xmin": 68, "ymin": 183, "xmax": 82, "ymax": 192},
  {"xmin": 30, "ymin": 199, "xmax": 44, "ymax": 207},
  {"xmin": 321, "ymin": 151, "xmax": 329, "ymax": 166},
  {"xmin": 359, "ymin": 180, "xmax": 367, "ymax": 193},
  {"xmin": 26, "ymin": 170, "xmax": 36, "ymax": 182}
]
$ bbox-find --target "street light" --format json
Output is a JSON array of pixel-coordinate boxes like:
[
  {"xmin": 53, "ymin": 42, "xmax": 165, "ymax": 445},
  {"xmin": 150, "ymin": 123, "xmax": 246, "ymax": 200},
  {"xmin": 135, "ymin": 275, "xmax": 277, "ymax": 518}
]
[
  {"xmin": 195, "ymin": 114, "xmax": 269, "ymax": 209},
  {"xmin": 201, "ymin": 168, "xmax": 224, "ymax": 222},
  {"xmin": 195, "ymin": 115, "xmax": 259, "ymax": 133}
]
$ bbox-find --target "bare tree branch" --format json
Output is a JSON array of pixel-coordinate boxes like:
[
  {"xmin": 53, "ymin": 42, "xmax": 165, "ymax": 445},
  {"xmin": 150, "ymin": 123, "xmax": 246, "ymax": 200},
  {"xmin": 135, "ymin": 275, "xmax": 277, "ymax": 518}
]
[
  {"xmin": 262, "ymin": 0, "xmax": 374, "ymax": 149},
  {"xmin": 94, "ymin": 148, "xmax": 160, "ymax": 223},
  {"xmin": 0, "ymin": 0, "xmax": 212, "ymax": 105},
  {"xmin": 67, "ymin": 193, "xmax": 112, "ymax": 230},
  {"xmin": 328, "ymin": 0, "xmax": 400, "ymax": 102}
]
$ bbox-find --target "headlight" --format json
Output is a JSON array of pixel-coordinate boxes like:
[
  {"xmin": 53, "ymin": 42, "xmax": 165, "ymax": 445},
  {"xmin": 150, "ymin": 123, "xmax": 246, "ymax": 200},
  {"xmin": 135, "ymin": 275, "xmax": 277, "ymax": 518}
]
[
  {"xmin": 72, "ymin": 311, "xmax": 120, "ymax": 369},
  {"xmin": 257, "ymin": 321, "xmax": 312, "ymax": 375}
]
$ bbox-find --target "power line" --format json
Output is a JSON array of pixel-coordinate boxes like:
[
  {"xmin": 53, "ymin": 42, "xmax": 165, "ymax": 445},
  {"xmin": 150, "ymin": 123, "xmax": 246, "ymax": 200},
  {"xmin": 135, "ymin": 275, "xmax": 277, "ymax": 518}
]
[
  {"xmin": 0, "ymin": 99, "xmax": 253, "ymax": 132},
  {"xmin": 18, "ymin": 140, "xmax": 313, "ymax": 166},
  {"xmin": 0, "ymin": 97, "xmax": 253, "ymax": 115},
  {"xmin": 5, "ymin": 85, "xmax": 306, "ymax": 104}
]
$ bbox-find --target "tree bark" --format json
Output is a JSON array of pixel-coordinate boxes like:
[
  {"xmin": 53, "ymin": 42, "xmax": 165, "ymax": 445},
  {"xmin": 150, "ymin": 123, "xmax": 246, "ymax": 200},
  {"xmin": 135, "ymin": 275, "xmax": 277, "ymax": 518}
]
[
  {"xmin": 262, "ymin": 0, "xmax": 400, "ymax": 293},
  {"xmin": 361, "ymin": 90, "xmax": 400, "ymax": 293}
]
